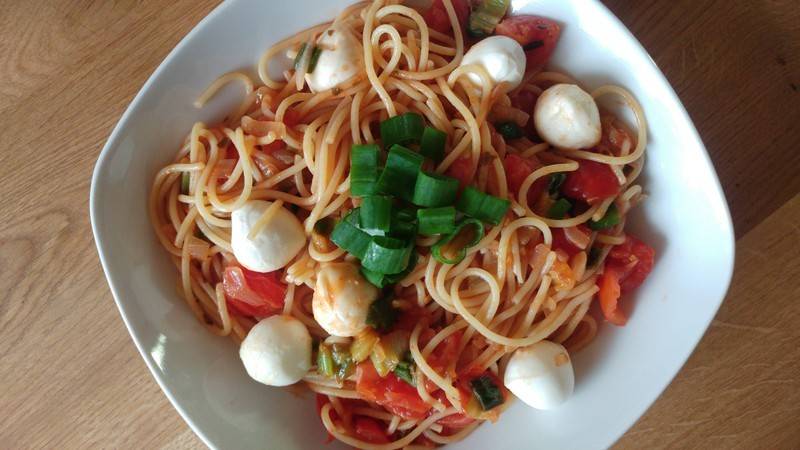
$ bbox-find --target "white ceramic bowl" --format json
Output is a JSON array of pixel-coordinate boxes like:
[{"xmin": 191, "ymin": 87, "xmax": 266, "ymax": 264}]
[{"xmin": 90, "ymin": 0, "xmax": 735, "ymax": 448}]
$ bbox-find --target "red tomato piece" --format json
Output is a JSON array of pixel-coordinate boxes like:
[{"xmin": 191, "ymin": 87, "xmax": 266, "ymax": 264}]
[
  {"xmin": 426, "ymin": 331, "xmax": 462, "ymax": 378},
  {"xmin": 607, "ymin": 236, "xmax": 655, "ymax": 293},
  {"xmin": 495, "ymin": 15, "xmax": 561, "ymax": 69},
  {"xmin": 423, "ymin": 0, "xmax": 470, "ymax": 35},
  {"xmin": 550, "ymin": 224, "xmax": 590, "ymax": 257},
  {"xmin": 561, "ymin": 160, "xmax": 620, "ymax": 204},
  {"xmin": 437, "ymin": 412, "xmax": 476, "ymax": 428},
  {"xmin": 356, "ymin": 363, "xmax": 431, "ymax": 420},
  {"xmin": 445, "ymin": 156, "xmax": 474, "ymax": 189},
  {"xmin": 283, "ymin": 108, "xmax": 301, "ymax": 127},
  {"xmin": 510, "ymin": 90, "xmax": 540, "ymax": 137},
  {"xmin": 222, "ymin": 266, "xmax": 286, "ymax": 317},
  {"xmin": 354, "ymin": 416, "xmax": 390, "ymax": 444},
  {"xmin": 503, "ymin": 154, "xmax": 547, "ymax": 205}
]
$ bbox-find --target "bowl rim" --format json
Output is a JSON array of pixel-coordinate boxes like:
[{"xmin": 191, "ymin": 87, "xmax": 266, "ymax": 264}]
[{"xmin": 89, "ymin": 0, "xmax": 736, "ymax": 448}]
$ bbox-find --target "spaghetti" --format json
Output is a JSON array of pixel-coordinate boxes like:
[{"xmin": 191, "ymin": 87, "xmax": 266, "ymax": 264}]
[{"xmin": 149, "ymin": 0, "xmax": 656, "ymax": 448}]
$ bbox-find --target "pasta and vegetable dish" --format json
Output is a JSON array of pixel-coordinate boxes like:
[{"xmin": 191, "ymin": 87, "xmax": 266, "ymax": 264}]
[{"xmin": 149, "ymin": 0, "xmax": 656, "ymax": 447}]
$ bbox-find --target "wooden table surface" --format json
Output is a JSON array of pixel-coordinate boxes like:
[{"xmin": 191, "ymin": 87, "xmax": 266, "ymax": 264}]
[{"xmin": 1, "ymin": 0, "xmax": 798, "ymax": 448}]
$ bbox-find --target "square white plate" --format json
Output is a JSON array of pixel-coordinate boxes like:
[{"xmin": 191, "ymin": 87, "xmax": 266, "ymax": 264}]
[{"xmin": 90, "ymin": 0, "xmax": 735, "ymax": 448}]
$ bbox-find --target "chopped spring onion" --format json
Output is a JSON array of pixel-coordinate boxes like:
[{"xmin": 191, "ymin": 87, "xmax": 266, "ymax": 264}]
[
  {"xmin": 389, "ymin": 207, "xmax": 418, "ymax": 239},
  {"xmin": 361, "ymin": 236, "xmax": 413, "ymax": 275},
  {"xmin": 393, "ymin": 358, "xmax": 416, "ymax": 386},
  {"xmin": 412, "ymin": 171, "xmax": 459, "ymax": 207},
  {"xmin": 361, "ymin": 251, "xmax": 417, "ymax": 288},
  {"xmin": 350, "ymin": 144, "xmax": 380, "ymax": 196},
  {"xmin": 293, "ymin": 44, "xmax": 322, "ymax": 73},
  {"xmin": 181, "ymin": 172, "xmax": 190, "ymax": 195},
  {"xmin": 417, "ymin": 207, "xmax": 456, "ymax": 236},
  {"xmin": 467, "ymin": 0, "xmax": 511, "ymax": 38},
  {"xmin": 366, "ymin": 295, "xmax": 397, "ymax": 332},
  {"xmin": 359, "ymin": 195, "xmax": 392, "ymax": 232},
  {"xmin": 456, "ymin": 186, "xmax": 511, "ymax": 225},
  {"xmin": 317, "ymin": 343, "xmax": 335, "ymax": 377},
  {"xmin": 547, "ymin": 198, "xmax": 572, "ymax": 219},
  {"xmin": 350, "ymin": 329, "xmax": 380, "ymax": 363},
  {"xmin": 496, "ymin": 121, "xmax": 524, "ymax": 140},
  {"xmin": 380, "ymin": 112, "xmax": 425, "ymax": 149},
  {"xmin": 470, "ymin": 374, "xmax": 504, "ymax": 410},
  {"xmin": 431, "ymin": 218, "xmax": 485, "ymax": 264},
  {"xmin": 330, "ymin": 209, "xmax": 371, "ymax": 259},
  {"xmin": 376, "ymin": 145, "xmax": 424, "ymax": 201},
  {"xmin": 588, "ymin": 203, "xmax": 620, "ymax": 230},
  {"xmin": 419, "ymin": 126, "xmax": 446, "ymax": 162},
  {"xmin": 548, "ymin": 172, "xmax": 567, "ymax": 196},
  {"xmin": 331, "ymin": 343, "xmax": 354, "ymax": 382}
]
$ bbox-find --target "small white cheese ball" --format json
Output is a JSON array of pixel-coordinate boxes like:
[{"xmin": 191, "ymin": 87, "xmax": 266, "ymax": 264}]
[
  {"xmin": 534, "ymin": 83, "xmax": 602, "ymax": 149},
  {"xmin": 460, "ymin": 35, "xmax": 526, "ymax": 90},
  {"xmin": 230, "ymin": 200, "xmax": 306, "ymax": 273},
  {"xmin": 312, "ymin": 262, "xmax": 379, "ymax": 337},
  {"xmin": 239, "ymin": 315, "xmax": 312, "ymax": 386},
  {"xmin": 307, "ymin": 23, "xmax": 362, "ymax": 92},
  {"xmin": 503, "ymin": 340, "xmax": 575, "ymax": 410}
]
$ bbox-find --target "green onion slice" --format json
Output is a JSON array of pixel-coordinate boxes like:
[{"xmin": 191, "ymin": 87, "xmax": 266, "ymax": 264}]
[
  {"xmin": 417, "ymin": 207, "xmax": 456, "ymax": 236},
  {"xmin": 350, "ymin": 144, "xmax": 380, "ymax": 197},
  {"xmin": 588, "ymin": 203, "xmax": 620, "ymax": 230},
  {"xmin": 456, "ymin": 186, "xmax": 511, "ymax": 225},
  {"xmin": 308, "ymin": 47, "xmax": 322, "ymax": 73},
  {"xmin": 547, "ymin": 172, "xmax": 567, "ymax": 197},
  {"xmin": 331, "ymin": 209, "xmax": 371, "ymax": 259},
  {"xmin": 366, "ymin": 295, "xmax": 397, "ymax": 332},
  {"xmin": 467, "ymin": 0, "xmax": 511, "ymax": 38},
  {"xmin": 412, "ymin": 171, "xmax": 459, "ymax": 207},
  {"xmin": 380, "ymin": 113, "xmax": 425, "ymax": 149},
  {"xmin": 180, "ymin": 172, "xmax": 190, "ymax": 195},
  {"xmin": 470, "ymin": 374, "xmax": 504, "ymax": 410},
  {"xmin": 547, "ymin": 198, "xmax": 572, "ymax": 219},
  {"xmin": 317, "ymin": 343, "xmax": 335, "ymax": 377},
  {"xmin": 361, "ymin": 251, "xmax": 417, "ymax": 288},
  {"xmin": 393, "ymin": 359, "xmax": 416, "ymax": 386},
  {"xmin": 431, "ymin": 218, "xmax": 485, "ymax": 265},
  {"xmin": 495, "ymin": 122, "xmax": 524, "ymax": 140},
  {"xmin": 359, "ymin": 195, "xmax": 392, "ymax": 233},
  {"xmin": 419, "ymin": 126, "xmax": 446, "ymax": 162},
  {"xmin": 376, "ymin": 144, "xmax": 424, "ymax": 201},
  {"xmin": 361, "ymin": 236, "xmax": 413, "ymax": 275}
]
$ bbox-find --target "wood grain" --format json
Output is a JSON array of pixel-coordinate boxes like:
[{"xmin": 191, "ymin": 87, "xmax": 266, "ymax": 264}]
[{"xmin": 0, "ymin": 0, "xmax": 798, "ymax": 449}]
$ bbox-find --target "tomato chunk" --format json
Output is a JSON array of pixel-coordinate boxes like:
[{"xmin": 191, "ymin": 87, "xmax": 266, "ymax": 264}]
[
  {"xmin": 503, "ymin": 154, "xmax": 548, "ymax": 206},
  {"xmin": 222, "ymin": 266, "xmax": 286, "ymax": 317},
  {"xmin": 607, "ymin": 236, "xmax": 655, "ymax": 293},
  {"xmin": 561, "ymin": 160, "xmax": 620, "ymax": 205},
  {"xmin": 495, "ymin": 16, "xmax": 561, "ymax": 69},
  {"xmin": 354, "ymin": 416, "xmax": 390, "ymax": 444},
  {"xmin": 445, "ymin": 156, "xmax": 473, "ymax": 189},
  {"xmin": 423, "ymin": 0, "xmax": 470, "ymax": 35},
  {"xmin": 355, "ymin": 363, "xmax": 431, "ymax": 420},
  {"xmin": 550, "ymin": 224, "xmax": 590, "ymax": 257}
]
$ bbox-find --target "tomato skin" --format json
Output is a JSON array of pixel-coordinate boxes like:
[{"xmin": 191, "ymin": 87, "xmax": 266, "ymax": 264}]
[
  {"xmin": 495, "ymin": 16, "xmax": 561, "ymax": 69},
  {"xmin": 283, "ymin": 108, "xmax": 301, "ymax": 127},
  {"xmin": 550, "ymin": 224, "xmax": 590, "ymax": 257},
  {"xmin": 423, "ymin": 0, "xmax": 470, "ymax": 35},
  {"xmin": 222, "ymin": 266, "xmax": 286, "ymax": 317},
  {"xmin": 607, "ymin": 236, "xmax": 655, "ymax": 293},
  {"xmin": 561, "ymin": 160, "xmax": 620, "ymax": 205},
  {"xmin": 355, "ymin": 363, "xmax": 431, "ymax": 420},
  {"xmin": 503, "ymin": 154, "xmax": 547, "ymax": 206},
  {"xmin": 445, "ymin": 156, "xmax": 473, "ymax": 189},
  {"xmin": 510, "ymin": 90, "xmax": 540, "ymax": 137},
  {"xmin": 437, "ymin": 412, "xmax": 476, "ymax": 428},
  {"xmin": 354, "ymin": 416, "xmax": 390, "ymax": 444}
]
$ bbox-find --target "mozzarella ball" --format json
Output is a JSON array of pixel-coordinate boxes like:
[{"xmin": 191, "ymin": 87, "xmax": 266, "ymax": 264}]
[
  {"xmin": 239, "ymin": 315, "xmax": 312, "ymax": 386},
  {"xmin": 307, "ymin": 24, "xmax": 362, "ymax": 92},
  {"xmin": 230, "ymin": 200, "xmax": 306, "ymax": 273},
  {"xmin": 312, "ymin": 262, "xmax": 379, "ymax": 337},
  {"xmin": 460, "ymin": 36, "xmax": 526, "ymax": 90},
  {"xmin": 534, "ymin": 84, "xmax": 602, "ymax": 149},
  {"xmin": 503, "ymin": 340, "xmax": 575, "ymax": 410}
]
